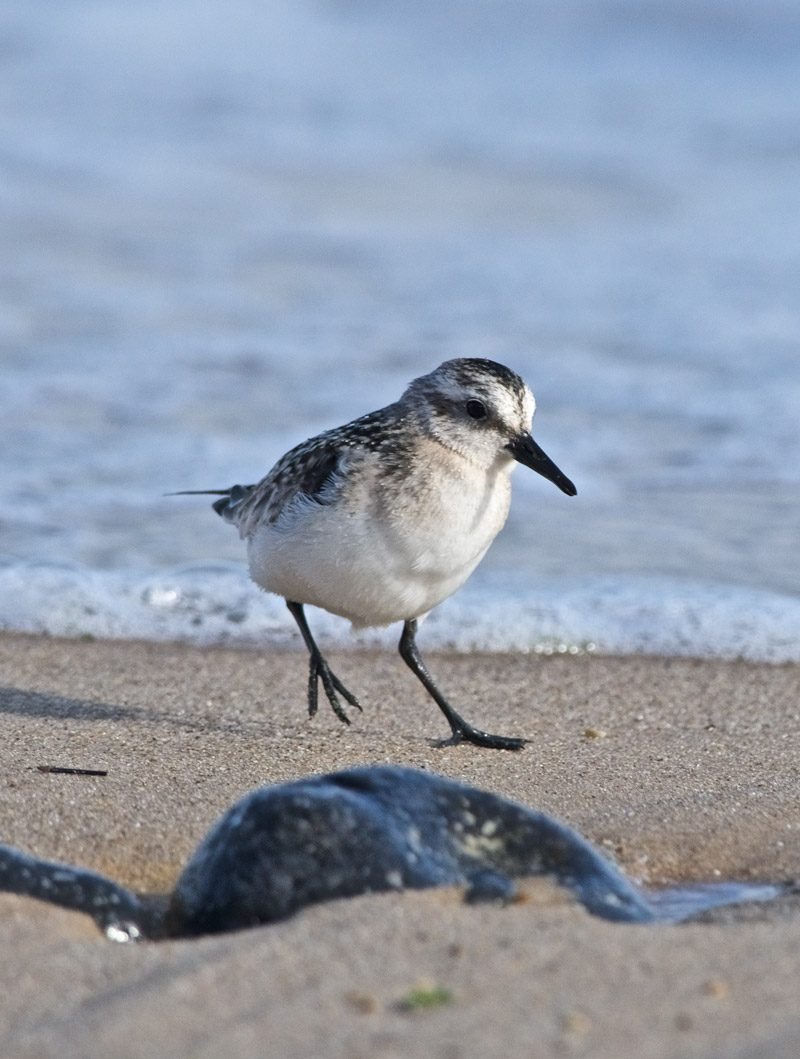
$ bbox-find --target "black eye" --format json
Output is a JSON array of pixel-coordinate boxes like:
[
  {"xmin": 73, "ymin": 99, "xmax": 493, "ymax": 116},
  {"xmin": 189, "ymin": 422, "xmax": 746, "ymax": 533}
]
[{"xmin": 466, "ymin": 399, "xmax": 487, "ymax": 420}]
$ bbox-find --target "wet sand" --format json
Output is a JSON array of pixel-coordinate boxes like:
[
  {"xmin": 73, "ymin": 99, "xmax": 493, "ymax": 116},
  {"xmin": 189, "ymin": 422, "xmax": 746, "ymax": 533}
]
[{"xmin": 1, "ymin": 631, "xmax": 800, "ymax": 1058}]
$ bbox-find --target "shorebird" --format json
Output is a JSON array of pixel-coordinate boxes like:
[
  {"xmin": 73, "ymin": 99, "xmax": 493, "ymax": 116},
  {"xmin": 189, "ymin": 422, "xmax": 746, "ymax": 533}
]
[{"xmin": 176, "ymin": 358, "xmax": 576, "ymax": 750}]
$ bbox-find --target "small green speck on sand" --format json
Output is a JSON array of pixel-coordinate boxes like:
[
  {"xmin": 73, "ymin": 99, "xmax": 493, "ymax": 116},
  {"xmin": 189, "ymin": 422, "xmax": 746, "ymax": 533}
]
[{"xmin": 398, "ymin": 984, "xmax": 454, "ymax": 1012}]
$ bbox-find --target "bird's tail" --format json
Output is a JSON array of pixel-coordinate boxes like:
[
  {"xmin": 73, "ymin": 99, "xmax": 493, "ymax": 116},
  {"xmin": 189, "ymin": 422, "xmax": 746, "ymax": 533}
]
[{"xmin": 167, "ymin": 485, "xmax": 254, "ymax": 521}]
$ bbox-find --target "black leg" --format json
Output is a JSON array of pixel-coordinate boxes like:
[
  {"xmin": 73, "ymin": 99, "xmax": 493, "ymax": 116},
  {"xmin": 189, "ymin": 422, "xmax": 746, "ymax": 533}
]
[
  {"xmin": 286, "ymin": 601, "xmax": 363, "ymax": 725},
  {"xmin": 398, "ymin": 619, "xmax": 527, "ymax": 751}
]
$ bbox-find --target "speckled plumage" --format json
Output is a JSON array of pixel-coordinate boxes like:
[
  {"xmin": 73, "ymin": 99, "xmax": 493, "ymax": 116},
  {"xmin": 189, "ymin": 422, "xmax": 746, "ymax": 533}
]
[
  {"xmin": 180, "ymin": 358, "xmax": 577, "ymax": 750},
  {"xmin": 218, "ymin": 405, "xmax": 415, "ymax": 536},
  {"xmin": 216, "ymin": 359, "xmax": 534, "ymax": 534}
]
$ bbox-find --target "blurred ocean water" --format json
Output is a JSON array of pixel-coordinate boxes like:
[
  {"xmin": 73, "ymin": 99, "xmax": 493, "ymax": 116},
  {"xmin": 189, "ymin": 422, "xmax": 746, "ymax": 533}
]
[{"xmin": 2, "ymin": 0, "xmax": 800, "ymax": 658}]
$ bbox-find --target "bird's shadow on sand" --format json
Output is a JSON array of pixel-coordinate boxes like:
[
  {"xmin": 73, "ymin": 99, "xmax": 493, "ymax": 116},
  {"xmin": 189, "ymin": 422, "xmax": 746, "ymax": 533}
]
[{"xmin": 0, "ymin": 685, "xmax": 283, "ymax": 738}]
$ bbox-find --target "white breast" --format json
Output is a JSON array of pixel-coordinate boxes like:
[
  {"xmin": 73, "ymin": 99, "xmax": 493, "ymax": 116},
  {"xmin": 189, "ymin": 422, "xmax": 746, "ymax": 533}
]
[{"xmin": 246, "ymin": 446, "xmax": 515, "ymax": 627}]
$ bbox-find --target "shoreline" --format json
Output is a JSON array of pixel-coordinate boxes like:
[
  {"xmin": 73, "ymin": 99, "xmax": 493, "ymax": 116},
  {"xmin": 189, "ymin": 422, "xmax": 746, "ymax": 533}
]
[{"xmin": 2, "ymin": 631, "xmax": 800, "ymax": 1057}]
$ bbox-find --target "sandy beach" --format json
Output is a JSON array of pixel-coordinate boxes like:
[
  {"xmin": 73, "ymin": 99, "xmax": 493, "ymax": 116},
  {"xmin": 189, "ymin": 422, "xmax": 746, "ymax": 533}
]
[{"xmin": 1, "ymin": 630, "xmax": 800, "ymax": 1058}]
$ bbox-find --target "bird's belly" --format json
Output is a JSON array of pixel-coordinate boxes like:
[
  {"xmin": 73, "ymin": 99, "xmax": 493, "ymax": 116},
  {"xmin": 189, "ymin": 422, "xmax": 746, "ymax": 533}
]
[{"xmin": 247, "ymin": 476, "xmax": 510, "ymax": 627}]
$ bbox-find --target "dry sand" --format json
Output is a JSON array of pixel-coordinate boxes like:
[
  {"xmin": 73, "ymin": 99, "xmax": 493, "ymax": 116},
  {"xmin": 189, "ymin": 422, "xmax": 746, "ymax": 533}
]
[{"xmin": 1, "ymin": 631, "xmax": 800, "ymax": 1058}]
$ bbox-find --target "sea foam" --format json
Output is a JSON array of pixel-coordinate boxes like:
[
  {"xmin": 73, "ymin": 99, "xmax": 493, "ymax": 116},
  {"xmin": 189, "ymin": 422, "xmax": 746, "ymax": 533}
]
[{"xmin": 2, "ymin": 558, "xmax": 799, "ymax": 663}]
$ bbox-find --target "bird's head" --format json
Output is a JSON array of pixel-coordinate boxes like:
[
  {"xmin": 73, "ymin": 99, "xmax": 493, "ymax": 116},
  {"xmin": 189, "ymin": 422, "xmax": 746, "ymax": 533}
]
[{"xmin": 403, "ymin": 358, "xmax": 576, "ymax": 496}]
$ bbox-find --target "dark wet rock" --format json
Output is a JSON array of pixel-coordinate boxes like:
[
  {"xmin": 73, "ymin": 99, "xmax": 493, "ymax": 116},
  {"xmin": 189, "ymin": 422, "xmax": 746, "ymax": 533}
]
[
  {"xmin": 167, "ymin": 766, "xmax": 654, "ymax": 935},
  {"xmin": 0, "ymin": 766, "xmax": 787, "ymax": 940},
  {"xmin": 0, "ymin": 843, "xmax": 148, "ymax": 941},
  {"xmin": 462, "ymin": 868, "xmax": 518, "ymax": 905},
  {"xmin": 168, "ymin": 766, "xmax": 656, "ymax": 931}
]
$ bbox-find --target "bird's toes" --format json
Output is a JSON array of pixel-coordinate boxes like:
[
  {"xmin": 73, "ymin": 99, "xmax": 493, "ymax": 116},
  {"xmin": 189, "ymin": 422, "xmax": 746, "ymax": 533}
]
[
  {"xmin": 323, "ymin": 689, "xmax": 353, "ymax": 726},
  {"xmin": 437, "ymin": 727, "xmax": 528, "ymax": 752},
  {"xmin": 329, "ymin": 672, "xmax": 363, "ymax": 712},
  {"xmin": 316, "ymin": 665, "xmax": 354, "ymax": 725}
]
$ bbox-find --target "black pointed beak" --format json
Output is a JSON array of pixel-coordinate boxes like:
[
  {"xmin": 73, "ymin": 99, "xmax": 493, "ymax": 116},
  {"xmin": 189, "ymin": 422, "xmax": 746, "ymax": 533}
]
[{"xmin": 506, "ymin": 434, "xmax": 577, "ymax": 496}]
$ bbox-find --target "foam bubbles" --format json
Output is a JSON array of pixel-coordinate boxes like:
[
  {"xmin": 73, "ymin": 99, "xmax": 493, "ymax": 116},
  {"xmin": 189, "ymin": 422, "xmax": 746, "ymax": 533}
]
[{"xmin": 2, "ymin": 560, "xmax": 800, "ymax": 663}]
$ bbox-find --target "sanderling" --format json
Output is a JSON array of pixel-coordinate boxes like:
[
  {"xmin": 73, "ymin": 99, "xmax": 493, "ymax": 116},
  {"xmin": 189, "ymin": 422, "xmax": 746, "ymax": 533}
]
[{"xmin": 175, "ymin": 358, "xmax": 576, "ymax": 750}]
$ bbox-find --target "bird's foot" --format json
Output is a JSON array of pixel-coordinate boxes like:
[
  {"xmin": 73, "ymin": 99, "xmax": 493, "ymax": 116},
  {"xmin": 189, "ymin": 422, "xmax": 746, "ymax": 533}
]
[
  {"xmin": 307, "ymin": 654, "xmax": 363, "ymax": 725},
  {"xmin": 436, "ymin": 724, "xmax": 528, "ymax": 752},
  {"xmin": 398, "ymin": 619, "xmax": 528, "ymax": 752}
]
